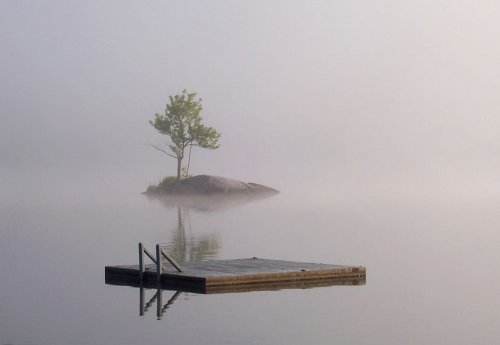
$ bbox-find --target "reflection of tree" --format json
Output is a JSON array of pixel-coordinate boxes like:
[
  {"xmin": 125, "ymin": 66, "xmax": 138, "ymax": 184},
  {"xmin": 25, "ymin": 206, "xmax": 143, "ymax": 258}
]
[
  {"xmin": 145, "ymin": 192, "xmax": 277, "ymax": 263},
  {"xmin": 165, "ymin": 206, "xmax": 219, "ymax": 263}
]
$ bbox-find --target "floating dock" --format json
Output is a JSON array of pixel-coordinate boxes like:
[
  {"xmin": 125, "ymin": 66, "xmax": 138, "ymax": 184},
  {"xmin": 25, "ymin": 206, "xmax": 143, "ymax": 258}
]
[{"xmin": 105, "ymin": 244, "xmax": 366, "ymax": 294}]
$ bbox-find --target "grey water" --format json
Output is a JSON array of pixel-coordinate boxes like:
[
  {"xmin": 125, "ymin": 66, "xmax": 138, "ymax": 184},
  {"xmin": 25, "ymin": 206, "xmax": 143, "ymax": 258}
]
[{"xmin": 1, "ymin": 184, "xmax": 500, "ymax": 345}]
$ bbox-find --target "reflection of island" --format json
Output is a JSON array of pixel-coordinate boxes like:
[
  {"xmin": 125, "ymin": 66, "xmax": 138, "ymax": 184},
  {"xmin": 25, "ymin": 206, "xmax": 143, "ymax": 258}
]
[
  {"xmin": 146, "ymin": 192, "xmax": 277, "ymax": 213},
  {"xmin": 165, "ymin": 206, "xmax": 219, "ymax": 263}
]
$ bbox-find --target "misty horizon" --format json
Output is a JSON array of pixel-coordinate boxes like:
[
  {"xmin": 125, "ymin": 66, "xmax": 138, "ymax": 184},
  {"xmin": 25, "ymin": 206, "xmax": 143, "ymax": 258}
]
[{"xmin": 2, "ymin": 1, "xmax": 499, "ymax": 201}]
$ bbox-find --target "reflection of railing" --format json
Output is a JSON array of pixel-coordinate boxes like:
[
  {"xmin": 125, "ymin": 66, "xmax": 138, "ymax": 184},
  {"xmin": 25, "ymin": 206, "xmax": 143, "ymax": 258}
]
[
  {"xmin": 139, "ymin": 285, "xmax": 182, "ymax": 319},
  {"xmin": 138, "ymin": 243, "xmax": 183, "ymax": 282}
]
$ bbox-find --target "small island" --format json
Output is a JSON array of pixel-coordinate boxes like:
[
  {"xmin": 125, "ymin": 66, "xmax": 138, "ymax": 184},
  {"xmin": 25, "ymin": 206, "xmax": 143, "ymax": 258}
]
[{"xmin": 145, "ymin": 174, "xmax": 278, "ymax": 195}]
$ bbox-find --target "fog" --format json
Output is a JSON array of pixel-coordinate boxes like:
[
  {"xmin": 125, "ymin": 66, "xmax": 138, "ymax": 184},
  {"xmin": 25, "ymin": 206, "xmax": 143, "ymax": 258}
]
[
  {"xmin": 2, "ymin": 1, "xmax": 500, "ymax": 200},
  {"xmin": 3, "ymin": 4, "xmax": 500, "ymax": 344}
]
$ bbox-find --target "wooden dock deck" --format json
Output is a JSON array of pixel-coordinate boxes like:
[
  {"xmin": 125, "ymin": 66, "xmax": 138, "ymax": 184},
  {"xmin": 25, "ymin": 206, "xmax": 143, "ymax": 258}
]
[{"xmin": 105, "ymin": 257, "xmax": 366, "ymax": 293}]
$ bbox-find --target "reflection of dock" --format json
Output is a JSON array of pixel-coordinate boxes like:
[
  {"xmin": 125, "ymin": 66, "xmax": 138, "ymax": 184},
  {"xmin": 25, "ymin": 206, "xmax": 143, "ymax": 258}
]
[
  {"xmin": 122, "ymin": 279, "xmax": 365, "ymax": 319},
  {"xmin": 105, "ymin": 243, "xmax": 366, "ymax": 294}
]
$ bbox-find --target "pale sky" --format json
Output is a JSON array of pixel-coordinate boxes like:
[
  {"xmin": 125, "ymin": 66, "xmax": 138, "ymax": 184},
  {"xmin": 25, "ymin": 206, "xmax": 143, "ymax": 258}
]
[{"xmin": 1, "ymin": 0, "xmax": 500, "ymax": 197}]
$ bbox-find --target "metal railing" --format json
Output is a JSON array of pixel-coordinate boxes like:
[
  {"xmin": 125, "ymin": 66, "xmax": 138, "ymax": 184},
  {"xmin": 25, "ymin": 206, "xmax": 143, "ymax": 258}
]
[{"xmin": 138, "ymin": 242, "xmax": 183, "ymax": 281}]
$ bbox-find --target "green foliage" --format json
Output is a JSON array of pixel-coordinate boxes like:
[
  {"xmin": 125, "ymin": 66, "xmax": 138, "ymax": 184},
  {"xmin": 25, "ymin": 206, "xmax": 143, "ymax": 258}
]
[
  {"xmin": 145, "ymin": 175, "xmax": 178, "ymax": 193},
  {"xmin": 150, "ymin": 89, "xmax": 221, "ymax": 179},
  {"xmin": 158, "ymin": 175, "xmax": 178, "ymax": 188}
]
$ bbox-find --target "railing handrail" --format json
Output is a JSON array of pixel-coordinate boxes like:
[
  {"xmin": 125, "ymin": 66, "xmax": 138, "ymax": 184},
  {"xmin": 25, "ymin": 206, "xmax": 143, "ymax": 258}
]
[
  {"xmin": 160, "ymin": 247, "xmax": 183, "ymax": 272},
  {"xmin": 138, "ymin": 242, "xmax": 183, "ymax": 281}
]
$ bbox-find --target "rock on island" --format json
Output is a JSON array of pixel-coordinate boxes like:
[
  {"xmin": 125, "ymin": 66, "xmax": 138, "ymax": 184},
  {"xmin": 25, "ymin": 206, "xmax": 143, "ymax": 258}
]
[{"xmin": 145, "ymin": 175, "xmax": 278, "ymax": 195}]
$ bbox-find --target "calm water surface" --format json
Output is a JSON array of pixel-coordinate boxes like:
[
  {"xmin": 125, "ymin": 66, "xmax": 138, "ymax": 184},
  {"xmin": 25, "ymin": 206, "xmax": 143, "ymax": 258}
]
[{"xmin": 1, "ymin": 186, "xmax": 499, "ymax": 344}]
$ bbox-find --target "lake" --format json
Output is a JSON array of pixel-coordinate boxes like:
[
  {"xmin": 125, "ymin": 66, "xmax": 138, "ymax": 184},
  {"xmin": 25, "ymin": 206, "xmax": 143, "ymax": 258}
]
[{"xmin": 1, "ymin": 185, "xmax": 499, "ymax": 344}]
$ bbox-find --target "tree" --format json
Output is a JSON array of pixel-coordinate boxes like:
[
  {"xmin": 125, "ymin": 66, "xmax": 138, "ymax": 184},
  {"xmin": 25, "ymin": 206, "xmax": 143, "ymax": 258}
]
[{"xmin": 150, "ymin": 90, "xmax": 221, "ymax": 180}]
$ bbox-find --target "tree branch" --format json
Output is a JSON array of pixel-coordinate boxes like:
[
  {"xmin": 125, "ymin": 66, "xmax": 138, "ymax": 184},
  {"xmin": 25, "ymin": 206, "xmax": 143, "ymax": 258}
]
[{"xmin": 148, "ymin": 144, "xmax": 177, "ymax": 159}]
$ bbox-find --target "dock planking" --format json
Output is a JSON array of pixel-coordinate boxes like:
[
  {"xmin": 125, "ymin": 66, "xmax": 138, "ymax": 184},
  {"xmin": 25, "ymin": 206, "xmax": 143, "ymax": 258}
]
[{"xmin": 105, "ymin": 257, "xmax": 366, "ymax": 293}]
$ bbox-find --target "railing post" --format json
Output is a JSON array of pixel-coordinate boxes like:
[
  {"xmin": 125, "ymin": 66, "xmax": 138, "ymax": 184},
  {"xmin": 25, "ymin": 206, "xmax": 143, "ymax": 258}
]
[
  {"xmin": 139, "ymin": 283, "xmax": 145, "ymax": 316},
  {"xmin": 156, "ymin": 244, "xmax": 162, "ymax": 283},
  {"xmin": 156, "ymin": 286, "xmax": 163, "ymax": 320},
  {"xmin": 138, "ymin": 242, "xmax": 144, "ymax": 281}
]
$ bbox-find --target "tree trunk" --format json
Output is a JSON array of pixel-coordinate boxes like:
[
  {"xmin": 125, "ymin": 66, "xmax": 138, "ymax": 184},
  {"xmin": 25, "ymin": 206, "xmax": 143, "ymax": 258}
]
[
  {"xmin": 176, "ymin": 156, "xmax": 182, "ymax": 180},
  {"xmin": 186, "ymin": 144, "xmax": 192, "ymax": 178}
]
